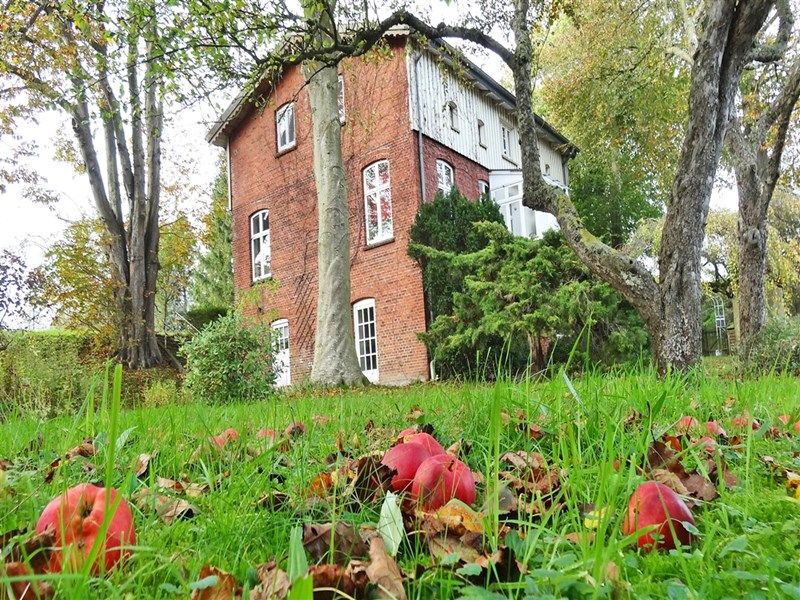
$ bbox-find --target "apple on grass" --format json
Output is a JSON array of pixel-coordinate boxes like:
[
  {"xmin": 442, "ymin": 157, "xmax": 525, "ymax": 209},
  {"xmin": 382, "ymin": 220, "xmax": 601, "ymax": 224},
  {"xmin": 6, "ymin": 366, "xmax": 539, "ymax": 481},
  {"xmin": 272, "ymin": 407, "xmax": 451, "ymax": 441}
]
[
  {"xmin": 412, "ymin": 454, "xmax": 476, "ymax": 510},
  {"xmin": 210, "ymin": 427, "xmax": 239, "ymax": 448},
  {"xmin": 36, "ymin": 483, "xmax": 136, "ymax": 573},
  {"xmin": 622, "ymin": 481, "xmax": 695, "ymax": 551},
  {"xmin": 381, "ymin": 442, "xmax": 433, "ymax": 492},
  {"xmin": 400, "ymin": 432, "xmax": 445, "ymax": 456}
]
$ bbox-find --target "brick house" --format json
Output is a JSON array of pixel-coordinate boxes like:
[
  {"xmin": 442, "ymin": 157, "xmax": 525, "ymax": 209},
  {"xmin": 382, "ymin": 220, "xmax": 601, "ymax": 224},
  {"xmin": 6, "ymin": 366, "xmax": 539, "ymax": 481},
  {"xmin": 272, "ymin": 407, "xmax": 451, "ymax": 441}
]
[{"xmin": 207, "ymin": 28, "xmax": 573, "ymax": 386}]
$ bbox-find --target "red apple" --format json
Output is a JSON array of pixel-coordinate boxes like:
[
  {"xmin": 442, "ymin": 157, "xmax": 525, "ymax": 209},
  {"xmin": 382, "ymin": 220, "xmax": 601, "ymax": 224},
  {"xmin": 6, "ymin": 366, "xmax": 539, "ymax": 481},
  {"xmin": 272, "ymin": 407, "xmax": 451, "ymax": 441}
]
[
  {"xmin": 706, "ymin": 420, "xmax": 727, "ymax": 437},
  {"xmin": 778, "ymin": 414, "xmax": 790, "ymax": 426},
  {"xmin": 794, "ymin": 421, "xmax": 800, "ymax": 434},
  {"xmin": 411, "ymin": 454, "xmax": 476, "ymax": 510},
  {"xmin": 622, "ymin": 481, "xmax": 694, "ymax": 551},
  {"xmin": 396, "ymin": 427, "xmax": 418, "ymax": 440},
  {"xmin": 381, "ymin": 442, "xmax": 433, "ymax": 491},
  {"xmin": 210, "ymin": 427, "xmax": 239, "ymax": 448},
  {"xmin": 257, "ymin": 427, "xmax": 276, "ymax": 441},
  {"xmin": 402, "ymin": 432, "xmax": 445, "ymax": 456},
  {"xmin": 284, "ymin": 422, "xmax": 306, "ymax": 438},
  {"xmin": 35, "ymin": 483, "xmax": 135, "ymax": 573},
  {"xmin": 676, "ymin": 416, "xmax": 698, "ymax": 433},
  {"xmin": 696, "ymin": 435, "xmax": 716, "ymax": 454}
]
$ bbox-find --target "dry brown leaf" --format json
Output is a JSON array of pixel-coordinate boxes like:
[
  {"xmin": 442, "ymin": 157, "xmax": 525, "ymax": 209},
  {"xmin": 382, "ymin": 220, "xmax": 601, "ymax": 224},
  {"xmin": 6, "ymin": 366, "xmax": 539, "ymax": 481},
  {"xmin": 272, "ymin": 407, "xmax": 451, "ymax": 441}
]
[
  {"xmin": 249, "ymin": 559, "xmax": 291, "ymax": 600},
  {"xmin": 365, "ymin": 535, "xmax": 407, "ymax": 600},
  {"xmin": 43, "ymin": 439, "xmax": 95, "ymax": 483},
  {"xmin": 500, "ymin": 451, "xmax": 547, "ymax": 471},
  {"xmin": 418, "ymin": 500, "xmax": 484, "ymax": 537},
  {"xmin": 308, "ymin": 564, "xmax": 363, "ymax": 600},
  {"xmin": 651, "ymin": 469, "xmax": 690, "ymax": 496},
  {"xmin": 683, "ymin": 473, "xmax": 718, "ymax": 501},
  {"xmin": 133, "ymin": 489, "xmax": 198, "ymax": 524},
  {"xmin": 254, "ymin": 491, "xmax": 289, "ymax": 510},
  {"xmin": 303, "ymin": 522, "xmax": 369, "ymax": 565},
  {"xmin": 134, "ymin": 453, "xmax": 152, "ymax": 478},
  {"xmin": 2, "ymin": 527, "xmax": 54, "ymax": 576},
  {"xmin": 191, "ymin": 565, "xmax": 242, "ymax": 600},
  {"xmin": 313, "ymin": 415, "xmax": 331, "ymax": 426}
]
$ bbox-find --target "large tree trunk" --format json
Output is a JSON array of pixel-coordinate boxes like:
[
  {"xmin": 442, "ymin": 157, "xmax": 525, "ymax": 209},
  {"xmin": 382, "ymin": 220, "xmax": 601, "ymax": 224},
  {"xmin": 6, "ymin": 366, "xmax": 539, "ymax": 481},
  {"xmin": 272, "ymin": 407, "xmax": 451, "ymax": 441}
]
[
  {"xmin": 505, "ymin": 0, "xmax": 775, "ymax": 373},
  {"xmin": 736, "ymin": 172, "xmax": 769, "ymax": 346},
  {"xmin": 303, "ymin": 29, "xmax": 366, "ymax": 386}
]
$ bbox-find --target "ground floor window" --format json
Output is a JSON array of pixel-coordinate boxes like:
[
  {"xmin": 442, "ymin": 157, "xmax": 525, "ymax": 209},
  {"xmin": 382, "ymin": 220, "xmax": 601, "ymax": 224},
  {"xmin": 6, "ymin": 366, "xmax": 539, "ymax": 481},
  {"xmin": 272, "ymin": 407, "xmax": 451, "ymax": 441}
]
[
  {"xmin": 353, "ymin": 298, "xmax": 379, "ymax": 383},
  {"xmin": 271, "ymin": 318, "xmax": 290, "ymax": 387}
]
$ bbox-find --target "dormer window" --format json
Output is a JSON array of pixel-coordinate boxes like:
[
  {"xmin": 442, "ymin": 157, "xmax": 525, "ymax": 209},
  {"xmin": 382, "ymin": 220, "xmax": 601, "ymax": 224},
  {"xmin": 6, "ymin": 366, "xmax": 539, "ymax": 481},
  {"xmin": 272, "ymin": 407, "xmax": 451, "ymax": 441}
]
[
  {"xmin": 447, "ymin": 102, "xmax": 459, "ymax": 132},
  {"xmin": 477, "ymin": 119, "xmax": 486, "ymax": 148},
  {"xmin": 276, "ymin": 103, "xmax": 296, "ymax": 152}
]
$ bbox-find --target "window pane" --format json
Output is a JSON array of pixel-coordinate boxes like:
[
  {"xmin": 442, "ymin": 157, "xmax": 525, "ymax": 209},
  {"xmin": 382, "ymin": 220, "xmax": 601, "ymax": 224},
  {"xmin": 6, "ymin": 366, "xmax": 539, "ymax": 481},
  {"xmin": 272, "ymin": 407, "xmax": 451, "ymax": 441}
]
[
  {"xmin": 379, "ymin": 189, "xmax": 392, "ymax": 237},
  {"xmin": 367, "ymin": 193, "xmax": 379, "ymax": 241},
  {"xmin": 262, "ymin": 212, "xmax": 269, "ymax": 231},
  {"xmin": 251, "ymin": 214, "xmax": 260, "ymax": 235},
  {"xmin": 287, "ymin": 106, "xmax": 295, "ymax": 142},
  {"xmin": 378, "ymin": 161, "xmax": 389, "ymax": 186},
  {"xmin": 364, "ymin": 165, "xmax": 376, "ymax": 191}
]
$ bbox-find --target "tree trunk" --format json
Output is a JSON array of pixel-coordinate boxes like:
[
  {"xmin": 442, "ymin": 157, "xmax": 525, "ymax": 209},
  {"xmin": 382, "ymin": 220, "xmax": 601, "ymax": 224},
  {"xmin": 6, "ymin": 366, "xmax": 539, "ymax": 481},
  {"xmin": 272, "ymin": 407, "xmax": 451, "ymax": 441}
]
[
  {"xmin": 736, "ymin": 171, "xmax": 769, "ymax": 347},
  {"xmin": 504, "ymin": 0, "xmax": 773, "ymax": 374},
  {"xmin": 303, "ymin": 52, "xmax": 366, "ymax": 386}
]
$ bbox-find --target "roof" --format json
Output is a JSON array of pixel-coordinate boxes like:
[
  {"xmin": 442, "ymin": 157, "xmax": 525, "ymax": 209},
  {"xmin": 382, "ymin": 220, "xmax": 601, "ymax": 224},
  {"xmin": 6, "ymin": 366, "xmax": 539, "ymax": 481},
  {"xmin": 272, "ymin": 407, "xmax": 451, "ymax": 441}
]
[{"xmin": 206, "ymin": 26, "xmax": 575, "ymax": 155}]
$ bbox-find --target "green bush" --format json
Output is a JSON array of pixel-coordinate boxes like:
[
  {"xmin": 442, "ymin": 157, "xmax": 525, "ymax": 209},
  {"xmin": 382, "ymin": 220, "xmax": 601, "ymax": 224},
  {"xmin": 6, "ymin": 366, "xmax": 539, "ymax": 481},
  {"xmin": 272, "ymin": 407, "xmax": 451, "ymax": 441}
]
[
  {"xmin": 184, "ymin": 306, "xmax": 229, "ymax": 331},
  {"xmin": 743, "ymin": 316, "xmax": 800, "ymax": 376},
  {"xmin": 181, "ymin": 313, "xmax": 277, "ymax": 403},
  {"xmin": 0, "ymin": 329, "xmax": 95, "ymax": 419}
]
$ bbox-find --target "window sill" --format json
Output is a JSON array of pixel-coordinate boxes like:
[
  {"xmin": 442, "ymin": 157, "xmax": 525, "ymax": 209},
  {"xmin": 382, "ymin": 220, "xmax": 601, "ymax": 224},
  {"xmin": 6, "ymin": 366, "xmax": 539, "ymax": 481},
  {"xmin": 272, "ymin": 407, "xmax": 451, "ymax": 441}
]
[
  {"xmin": 276, "ymin": 143, "xmax": 297, "ymax": 158},
  {"xmin": 251, "ymin": 275, "xmax": 273, "ymax": 286},
  {"xmin": 502, "ymin": 155, "xmax": 518, "ymax": 167},
  {"xmin": 450, "ymin": 126, "xmax": 460, "ymax": 133},
  {"xmin": 479, "ymin": 143, "xmax": 487, "ymax": 150},
  {"xmin": 365, "ymin": 237, "xmax": 395, "ymax": 250}
]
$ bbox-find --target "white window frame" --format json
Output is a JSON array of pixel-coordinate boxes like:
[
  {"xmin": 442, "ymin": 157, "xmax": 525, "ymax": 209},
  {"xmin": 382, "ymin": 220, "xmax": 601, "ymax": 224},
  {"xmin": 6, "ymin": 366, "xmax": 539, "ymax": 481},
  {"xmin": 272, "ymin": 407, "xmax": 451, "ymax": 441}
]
[
  {"xmin": 447, "ymin": 101, "xmax": 459, "ymax": 131},
  {"xmin": 363, "ymin": 160, "xmax": 393, "ymax": 245},
  {"xmin": 250, "ymin": 209, "xmax": 271, "ymax": 282},
  {"xmin": 353, "ymin": 298, "xmax": 379, "ymax": 383},
  {"xmin": 276, "ymin": 102, "xmax": 296, "ymax": 152},
  {"xmin": 271, "ymin": 318, "xmax": 290, "ymax": 387},
  {"xmin": 436, "ymin": 159, "xmax": 454, "ymax": 195},
  {"xmin": 479, "ymin": 180, "xmax": 490, "ymax": 197},
  {"xmin": 477, "ymin": 119, "xmax": 486, "ymax": 148},
  {"xmin": 338, "ymin": 75, "xmax": 345, "ymax": 124},
  {"xmin": 501, "ymin": 124, "xmax": 512, "ymax": 158}
]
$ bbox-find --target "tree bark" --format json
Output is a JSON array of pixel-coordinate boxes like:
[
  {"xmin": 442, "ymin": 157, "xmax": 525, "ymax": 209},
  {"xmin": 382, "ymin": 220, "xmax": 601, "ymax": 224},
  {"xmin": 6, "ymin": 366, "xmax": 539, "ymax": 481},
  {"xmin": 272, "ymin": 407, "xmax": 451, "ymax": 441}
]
[
  {"xmin": 727, "ymin": 55, "xmax": 800, "ymax": 349},
  {"xmin": 303, "ymin": 7, "xmax": 366, "ymax": 386}
]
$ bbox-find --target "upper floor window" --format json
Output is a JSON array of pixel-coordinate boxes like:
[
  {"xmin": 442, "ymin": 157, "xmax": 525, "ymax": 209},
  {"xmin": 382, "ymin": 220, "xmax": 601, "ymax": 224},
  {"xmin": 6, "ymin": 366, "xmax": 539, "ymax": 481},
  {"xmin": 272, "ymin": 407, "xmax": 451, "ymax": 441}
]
[
  {"xmin": 477, "ymin": 119, "xmax": 486, "ymax": 148},
  {"xmin": 447, "ymin": 101, "xmax": 459, "ymax": 131},
  {"xmin": 479, "ymin": 180, "xmax": 490, "ymax": 197},
  {"xmin": 436, "ymin": 159, "xmax": 454, "ymax": 195},
  {"xmin": 501, "ymin": 124, "xmax": 512, "ymax": 158},
  {"xmin": 338, "ymin": 75, "xmax": 345, "ymax": 123},
  {"xmin": 363, "ymin": 160, "xmax": 393, "ymax": 244},
  {"xmin": 250, "ymin": 209, "xmax": 271, "ymax": 281},
  {"xmin": 544, "ymin": 163, "xmax": 551, "ymax": 177},
  {"xmin": 276, "ymin": 103, "xmax": 296, "ymax": 152}
]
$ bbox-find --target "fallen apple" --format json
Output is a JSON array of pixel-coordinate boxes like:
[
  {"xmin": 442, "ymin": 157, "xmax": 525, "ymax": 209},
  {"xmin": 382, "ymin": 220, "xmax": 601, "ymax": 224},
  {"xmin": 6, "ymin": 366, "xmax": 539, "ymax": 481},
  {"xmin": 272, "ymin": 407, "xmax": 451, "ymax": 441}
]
[
  {"xmin": 381, "ymin": 442, "xmax": 433, "ymax": 491},
  {"xmin": 706, "ymin": 420, "xmax": 727, "ymax": 437},
  {"xmin": 36, "ymin": 483, "xmax": 136, "ymax": 573},
  {"xmin": 284, "ymin": 422, "xmax": 306, "ymax": 437},
  {"xmin": 210, "ymin": 427, "xmax": 239, "ymax": 448},
  {"xmin": 402, "ymin": 432, "xmax": 445, "ymax": 456},
  {"xmin": 778, "ymin": 414, "xmax": 790, "ymax": 426},
  {"xmin": 622, "ymin": 481, "xmax": 694, "ymax": 551},
  {"xmin": 256, "ymin": 427, "xmax": 276, "ymax": 442},
  {"xmin": 676, "ymin": 416, "xmax": 698, "ymax": 433},
  {"xmin": 412, "ymin": 454, "xmax": 476, "ymax": 510},
  {"xmin": 794, "ymin": 421, "xmax": 800, "ymax": 434}
]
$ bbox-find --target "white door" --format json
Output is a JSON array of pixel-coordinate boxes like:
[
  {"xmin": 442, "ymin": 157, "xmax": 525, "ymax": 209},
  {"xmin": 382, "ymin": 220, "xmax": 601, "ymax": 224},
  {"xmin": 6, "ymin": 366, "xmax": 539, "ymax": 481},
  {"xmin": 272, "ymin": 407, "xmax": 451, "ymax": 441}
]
[
  {"xmin": 353, "ymin": 299, "xmax": 379, "ymax": 383},
  {"xmin": 271, "ymin": 319, "xmax": 290, "ymax": 387},
  {"xmin": 494, "ymin": 181, "xmax": 532, "ymax": 237}
]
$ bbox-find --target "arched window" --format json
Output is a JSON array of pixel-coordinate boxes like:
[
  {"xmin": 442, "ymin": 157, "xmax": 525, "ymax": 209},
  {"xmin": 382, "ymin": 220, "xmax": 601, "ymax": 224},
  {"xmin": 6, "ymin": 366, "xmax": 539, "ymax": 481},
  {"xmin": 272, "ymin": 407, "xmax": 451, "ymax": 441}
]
[
  {"xmin": 447, "ymin": 101, "xmax": 459, "ymax": 131},
  {"xmin": 250, "ymin": 209, "xmax": 271, "ymax": 281},
  {"xmin": 436, "ymin": 159, "xmax": 454, "ymax": 194},
  {"xmin": 363, "ymin": 160, "xmax": 393, "ymax": 244},
  {"xmin": 353, "ymin": 298, "xmax": 378, "ymax": 383}
]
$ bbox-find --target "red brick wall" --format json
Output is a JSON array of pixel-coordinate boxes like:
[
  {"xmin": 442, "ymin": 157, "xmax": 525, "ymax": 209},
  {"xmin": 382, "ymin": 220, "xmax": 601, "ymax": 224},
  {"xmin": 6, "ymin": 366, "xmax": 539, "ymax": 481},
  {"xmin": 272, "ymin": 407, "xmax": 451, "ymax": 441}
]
[
  {"xmin": 421, "ymin": 136, "xmax": 490, "ymax": 202},
  {"xmin": 228, "ymin": 40, "xmax": 432, "ymax": 385}
]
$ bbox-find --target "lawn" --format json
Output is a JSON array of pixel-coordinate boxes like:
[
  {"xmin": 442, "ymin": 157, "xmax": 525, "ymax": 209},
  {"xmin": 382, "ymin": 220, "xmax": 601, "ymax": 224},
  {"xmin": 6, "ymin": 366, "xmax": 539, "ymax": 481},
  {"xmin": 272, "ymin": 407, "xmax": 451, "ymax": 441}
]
[{"xmin": 2, "ymin": 367, "xmax": 800, "ymax": 599}]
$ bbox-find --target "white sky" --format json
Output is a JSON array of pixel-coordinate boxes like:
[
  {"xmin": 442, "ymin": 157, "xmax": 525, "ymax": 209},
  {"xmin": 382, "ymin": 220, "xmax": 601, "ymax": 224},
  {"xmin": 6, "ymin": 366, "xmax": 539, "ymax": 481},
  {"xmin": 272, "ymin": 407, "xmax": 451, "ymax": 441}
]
[{"xmin": 0, "ymin": 3, "xmax": 739, "ymax": 273}]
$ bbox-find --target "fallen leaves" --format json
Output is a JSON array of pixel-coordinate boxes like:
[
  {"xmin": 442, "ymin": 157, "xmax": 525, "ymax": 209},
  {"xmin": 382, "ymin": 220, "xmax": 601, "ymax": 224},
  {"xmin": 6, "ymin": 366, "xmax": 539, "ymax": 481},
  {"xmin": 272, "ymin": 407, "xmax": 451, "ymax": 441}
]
[
  {"xmin": 43, "ymin": 439, "xmax": 95, "ymax": 483},
  {"xmin": 132, "ymin": 488, "xmax": 198, "ymax": 524}
]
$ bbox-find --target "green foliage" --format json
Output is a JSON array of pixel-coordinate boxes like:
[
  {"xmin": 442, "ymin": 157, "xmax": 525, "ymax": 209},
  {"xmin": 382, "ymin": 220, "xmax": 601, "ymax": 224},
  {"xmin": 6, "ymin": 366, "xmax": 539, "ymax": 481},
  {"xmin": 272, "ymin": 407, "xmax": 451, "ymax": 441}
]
[
  {"xmin": 184, "ymin": 306, "xmax": 230, "ymax": 331},
  {"xmin": 191, "ymin": 160, "xmax": 234, "ymax": 312},
  {"xmin": 181, "ymin": 313, "xmax": 277, "ymax": 403},
  {"xmin": 156, "ymin": 214, "xmax": 197, "ymax": 333},
  {"xmin": 0, "ymin": 330, "xmax": 95, "ymax": 418},
  {"xmin": 536, "ymin": 0, "xmax": 689, "ymax": 244},
  {"xmin": 419, "ymin": 225, "xmax": 649, "ymax": 378},
  {"xmin": 743, "ymin": 316, "xmax": 800, "ymax": 377},
  {"xmin": 408, "ymin": 188, "xmax": 505, "ymax": 320}
]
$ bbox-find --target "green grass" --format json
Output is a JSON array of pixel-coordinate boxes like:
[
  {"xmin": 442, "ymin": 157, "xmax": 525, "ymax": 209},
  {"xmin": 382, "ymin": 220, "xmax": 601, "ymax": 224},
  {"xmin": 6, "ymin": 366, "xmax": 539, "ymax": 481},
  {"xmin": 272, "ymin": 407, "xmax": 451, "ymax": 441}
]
[{"xmin": 2, "ymin": 366, "xmax": 800, "ymax": 598}]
